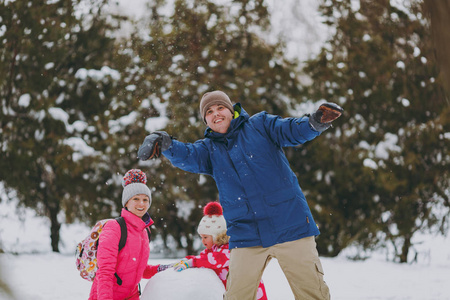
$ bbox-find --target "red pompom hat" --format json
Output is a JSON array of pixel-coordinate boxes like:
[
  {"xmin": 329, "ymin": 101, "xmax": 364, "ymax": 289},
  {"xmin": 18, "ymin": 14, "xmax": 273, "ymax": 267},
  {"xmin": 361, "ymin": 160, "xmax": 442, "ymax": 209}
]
[{"xmin": 197, "ymin": 202, "xmax": 227, "ymax": 242}]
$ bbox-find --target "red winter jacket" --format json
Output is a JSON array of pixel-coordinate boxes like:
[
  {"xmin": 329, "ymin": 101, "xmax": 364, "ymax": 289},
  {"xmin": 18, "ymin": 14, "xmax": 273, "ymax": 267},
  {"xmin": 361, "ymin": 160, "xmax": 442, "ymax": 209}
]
[
  {"xmin": 187, "ymin": 243, "xmax": 268, "ymax": 300},
  {"xmin": 89, "ymin": 208, "xmax": 159, "ymax": 300}
]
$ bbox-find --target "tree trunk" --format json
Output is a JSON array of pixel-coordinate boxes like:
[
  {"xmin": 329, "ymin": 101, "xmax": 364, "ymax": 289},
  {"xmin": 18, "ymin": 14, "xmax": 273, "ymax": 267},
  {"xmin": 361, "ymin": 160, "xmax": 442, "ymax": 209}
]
[
  {"xmin": 424, "ymin": 0, "xmax": 450, "ymax": 98},
  {"xmin": 49, "ymin": 205, "xmax": 61, "ymax": 252},
  {"xmin": 399, "ymin": 235, "xmax": 411, "ymax": 263},
  {"xmin": 186, "ymin": 236, "xmax": 194, "ymax": 256}
]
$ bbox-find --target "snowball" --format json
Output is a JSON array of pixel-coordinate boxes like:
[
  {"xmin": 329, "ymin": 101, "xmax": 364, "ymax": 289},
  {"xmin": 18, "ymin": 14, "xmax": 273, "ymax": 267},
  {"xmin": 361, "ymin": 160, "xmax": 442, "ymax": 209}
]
[{"xmin": 141, "ymin": 268, "xmax": 225, "ymax": 300}]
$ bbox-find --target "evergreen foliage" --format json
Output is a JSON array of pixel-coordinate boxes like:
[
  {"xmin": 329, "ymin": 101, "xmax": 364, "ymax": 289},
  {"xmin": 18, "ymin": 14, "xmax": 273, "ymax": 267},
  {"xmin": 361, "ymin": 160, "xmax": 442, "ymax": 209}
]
[
  {"xmin": 119, "ymin": 0, "xmax": 304, "ymax": 254},
  {"xmin": 1, "ymin": 0, "xmax": 448, "ymax": 261},
  {"xmin": 299, "ymin": 0, "xmax": 449, "ymax": 261},
  {"xmin": 0, "ymin": 0, "xmax": 126, "ymax": 251},
  {"xmin": 0, "ymin": 0, "xmax": 304, "ymax": 254}
]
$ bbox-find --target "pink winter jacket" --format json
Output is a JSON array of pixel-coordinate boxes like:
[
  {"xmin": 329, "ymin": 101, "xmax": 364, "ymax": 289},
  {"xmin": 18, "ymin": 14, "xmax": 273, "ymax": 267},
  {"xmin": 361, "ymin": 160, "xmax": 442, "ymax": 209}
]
[
  {"xmin": 88, "ymin": 208, "xmax": 159, "ymax": 300},
  {"xmin": 187, "ymin": 244, "xmax": 268, "ymax": 300}
]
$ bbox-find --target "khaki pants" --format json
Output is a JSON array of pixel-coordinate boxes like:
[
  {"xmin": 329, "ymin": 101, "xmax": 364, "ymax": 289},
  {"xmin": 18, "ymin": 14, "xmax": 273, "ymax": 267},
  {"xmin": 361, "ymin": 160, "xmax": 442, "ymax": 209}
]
[{"xmin": 224, "ymin": 236, "xmax": 330, "ymax": 300}]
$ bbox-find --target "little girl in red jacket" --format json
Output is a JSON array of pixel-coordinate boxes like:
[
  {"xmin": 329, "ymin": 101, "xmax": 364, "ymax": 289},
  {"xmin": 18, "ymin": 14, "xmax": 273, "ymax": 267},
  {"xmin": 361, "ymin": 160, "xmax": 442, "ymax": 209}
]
[
  {"xmin": 89, "ymin": 169, "xmax": 166, "ymax": 300},
  {"xmin": 173, "ymin": 202, "xmax": 268, "ymax": 300}
]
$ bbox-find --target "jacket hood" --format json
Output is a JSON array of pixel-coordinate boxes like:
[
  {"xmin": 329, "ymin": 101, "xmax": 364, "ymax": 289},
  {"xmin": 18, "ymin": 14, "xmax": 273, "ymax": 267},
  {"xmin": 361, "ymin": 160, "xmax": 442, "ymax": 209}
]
[{"xmin": 204, "ymin": 103, "xmax": 249, "ymax": 142}]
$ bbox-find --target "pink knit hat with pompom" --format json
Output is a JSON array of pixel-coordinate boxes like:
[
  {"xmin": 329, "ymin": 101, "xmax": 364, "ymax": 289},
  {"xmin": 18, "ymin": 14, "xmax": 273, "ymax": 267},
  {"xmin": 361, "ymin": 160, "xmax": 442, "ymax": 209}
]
[{"xmin": 121, "ymin": 169, "xmax": 152, "ymax": 207}]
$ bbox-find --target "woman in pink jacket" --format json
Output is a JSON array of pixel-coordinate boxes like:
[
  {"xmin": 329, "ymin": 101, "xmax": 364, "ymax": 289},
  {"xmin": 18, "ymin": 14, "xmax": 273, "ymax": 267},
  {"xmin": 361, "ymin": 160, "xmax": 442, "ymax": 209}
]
[{"xmin": 89, "ymin": 169, "xmax": 165, "ymax": 300}]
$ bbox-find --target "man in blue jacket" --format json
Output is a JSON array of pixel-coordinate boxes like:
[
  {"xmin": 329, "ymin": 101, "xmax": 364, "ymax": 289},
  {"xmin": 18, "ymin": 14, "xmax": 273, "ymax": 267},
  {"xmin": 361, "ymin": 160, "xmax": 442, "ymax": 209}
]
[{"xmin": 138, "ymin": 91, "xmax": 343, "ymax": 300}]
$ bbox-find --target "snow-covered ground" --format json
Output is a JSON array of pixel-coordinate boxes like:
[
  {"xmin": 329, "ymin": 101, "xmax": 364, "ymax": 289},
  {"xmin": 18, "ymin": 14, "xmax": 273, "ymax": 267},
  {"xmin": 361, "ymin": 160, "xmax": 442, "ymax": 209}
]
[
  {"xmin": 1, "ymin": 197, "xmax": 450, "ymax": 300},
  {"xmin": 1, "ymin": 241, "xmax": 450, "ymax": 300}
]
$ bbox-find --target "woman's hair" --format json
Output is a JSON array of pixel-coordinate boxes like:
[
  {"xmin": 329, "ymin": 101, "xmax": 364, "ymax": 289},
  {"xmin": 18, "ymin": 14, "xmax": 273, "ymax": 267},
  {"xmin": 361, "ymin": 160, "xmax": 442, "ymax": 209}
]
[{"xmin": 214, "ymin": 231, "xmax": 230, "ymax": 247}]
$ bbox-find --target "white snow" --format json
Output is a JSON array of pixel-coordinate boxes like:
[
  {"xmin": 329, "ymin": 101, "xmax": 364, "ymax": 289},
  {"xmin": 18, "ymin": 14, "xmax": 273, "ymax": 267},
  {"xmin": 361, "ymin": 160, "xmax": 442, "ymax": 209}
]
[
  {"xmin": 1, "ymin": 245, "xmax": 450, "ymax": 300},
  {"xmin": 175, "ymin": 199, "xmax": 196, "ymax": 221},
  {"xmin": 48, "ymin": 107, "xmax": 69, "ymax": 125},
  {"xmin": 363, "ymin": 158, "xmax": 378, "ymax": 169},
  {"xmin": 142, "ymin": 268, "xmax": 225, "ymax": 300},
  {"xmin": 109, "ymin": 111, "xmax": 140, "ymax": 134},
  {"xmin": 145, "ymin": 116, "xmax": 170, "ymax": 132},
  {"xmin": 0, "ymin": 25, "xmax": 6, "ymax": 37},
  {"xmin": 62, "ymin": 137, "xmax": 99, "ymax": 161},
  {"xmin": 400, "ymin": 97, "xmax": 411, "ymax": 107},
  {"xmin": 74, "ymin": 66, "xmax": 121, "ymax": 81},
  {"xmin": 44, "ymin": 62, "xmax": 55, "ymax": 70},
  {"xmin": 396, "ymin": 61, "xmax": 406, "ymax": 69},
  {"xmin": 18, "ymin": 94, "xmax": 31, "ymax": 107},
  {"xmin": 1, "ymin": 193, "xmax": 450, "ymax": 300},
  {"xmin": 375, "ymin": 133, "xmax": 402, "ymax": 160}
]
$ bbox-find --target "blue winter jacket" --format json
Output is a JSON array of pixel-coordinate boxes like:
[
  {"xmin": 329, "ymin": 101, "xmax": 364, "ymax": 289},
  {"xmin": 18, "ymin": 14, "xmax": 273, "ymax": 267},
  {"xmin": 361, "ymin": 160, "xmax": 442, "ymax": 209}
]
[{"xmin": 163, "ymin": 104, "xmax": 321, "ymax": 249}]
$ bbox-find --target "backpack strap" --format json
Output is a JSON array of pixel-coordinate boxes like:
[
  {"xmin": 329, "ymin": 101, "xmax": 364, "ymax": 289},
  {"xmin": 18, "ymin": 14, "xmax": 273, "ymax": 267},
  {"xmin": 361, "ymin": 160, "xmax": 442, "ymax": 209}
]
[
  {"xmin": 114, "ymin": 217, "xmax": 127, "ymax": 286},
  {"xmin": 115, "ymin": 217, "xmax": 127, "ymax": 251},
  {"xmin": 146, "ymin": 227, "xmax": 152, "ymax": 242}
]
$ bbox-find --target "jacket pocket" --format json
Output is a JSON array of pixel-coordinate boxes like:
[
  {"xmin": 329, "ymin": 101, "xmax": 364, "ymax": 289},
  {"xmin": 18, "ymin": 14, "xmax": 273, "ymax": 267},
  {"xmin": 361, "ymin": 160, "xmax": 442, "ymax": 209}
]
[
  {"xmin": 263, "ymin": 186, "xmax": 297, "ymax": 205},
  {"xmin": 223, "ymin": 200, "xmax": 249, "ymax": 222},
  {"xmin": 223, "ymin": 201, "xmax": 258, "ymax": 240},
  {"xmin": 263, "ymin": 187, "xmax": 308, "ymax": 231}
]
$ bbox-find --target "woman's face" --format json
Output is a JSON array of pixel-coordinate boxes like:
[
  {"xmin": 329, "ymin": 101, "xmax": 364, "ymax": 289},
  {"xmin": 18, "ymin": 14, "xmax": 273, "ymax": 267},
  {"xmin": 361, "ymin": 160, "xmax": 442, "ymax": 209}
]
[
  {"xmin": 125, "ymin": 194, "xmax": 150, "ymax": 218},
  {"xmin": 205, "ymin": 104, "xmax": 233, "ymax": 134},
  {"xmin": 200, "ymin": 234, "xmax": 214, "ymax": 250}
]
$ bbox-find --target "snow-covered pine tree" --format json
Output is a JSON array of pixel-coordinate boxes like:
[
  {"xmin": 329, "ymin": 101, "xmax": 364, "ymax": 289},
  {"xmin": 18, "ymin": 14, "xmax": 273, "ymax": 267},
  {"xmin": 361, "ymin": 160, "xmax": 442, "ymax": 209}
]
[
  {"xmin": 0, "ymin": 0, "xmax": 125, "ymax": 252},
  {"xmin": 296, "ymin": 0, "xmax": 449, "ymax": 262}
]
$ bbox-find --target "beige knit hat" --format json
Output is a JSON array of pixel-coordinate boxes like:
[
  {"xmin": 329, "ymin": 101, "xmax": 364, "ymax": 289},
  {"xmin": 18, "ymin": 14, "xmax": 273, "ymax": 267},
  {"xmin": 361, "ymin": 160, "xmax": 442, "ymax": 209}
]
[
  {"xmin": 197, "ymin": 202, "xmax": 227, "ymax": 242},
  {"xmin": 199, "ymin": 91, "xmax": 234, "ymax": 123}
]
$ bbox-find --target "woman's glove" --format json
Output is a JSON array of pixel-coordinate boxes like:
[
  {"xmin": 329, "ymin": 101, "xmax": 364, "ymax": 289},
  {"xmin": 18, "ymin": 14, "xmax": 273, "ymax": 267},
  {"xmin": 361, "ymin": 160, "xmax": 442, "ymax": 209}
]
[
  {"xmin": 157, "ymin": 263, "xmax": 175, "ymax": 272},
  {"xmin": 173, "ymin": 259, "xmax": 193, "ymax": 272},
  {"xmin": 137, "ymin": 131, "xmax": 172, "ymax": 160},
  {"xmin": 309, "ymin": 102, "xmax": 344, "ymax": 132}
]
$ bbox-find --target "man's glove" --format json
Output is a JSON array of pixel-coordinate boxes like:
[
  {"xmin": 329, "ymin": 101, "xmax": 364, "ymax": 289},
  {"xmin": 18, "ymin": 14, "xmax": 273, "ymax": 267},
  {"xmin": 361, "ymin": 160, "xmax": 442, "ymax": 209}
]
[
  {"xmin": 157, "ymin": 263, "xmax": 175, "ymax": 272},
  {"xmin": 309, "ymin": 102, "xmax": 344, "ymax": 132},
  {"xmin": 137, "ymin": 131, "xmax": 172, "ymax": 160},
  {"xmin": 173, "ymin": 259, "xmax": 193, "ymax": 272}
]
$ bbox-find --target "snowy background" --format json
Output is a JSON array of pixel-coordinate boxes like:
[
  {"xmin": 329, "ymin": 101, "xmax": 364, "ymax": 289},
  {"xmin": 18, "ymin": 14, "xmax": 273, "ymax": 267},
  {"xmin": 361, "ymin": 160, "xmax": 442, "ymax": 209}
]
[
  {"xmin": 1, "ymin": 0, "xmax": 450, "ymax": 299},
  {"xmin": 107, "ymin": 0, "xmax": 332, "ymax": 61},
  {"xmin": 1, "ymin": 195, "xmax": 450, "ymax": 300}
]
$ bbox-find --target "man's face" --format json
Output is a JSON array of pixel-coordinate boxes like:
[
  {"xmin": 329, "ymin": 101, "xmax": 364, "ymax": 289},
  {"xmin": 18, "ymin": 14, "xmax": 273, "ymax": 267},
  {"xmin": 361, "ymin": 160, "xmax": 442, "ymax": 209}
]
[{"xmin": 205, "ymin": 104, "xmax": 233, "ymax": 134}]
